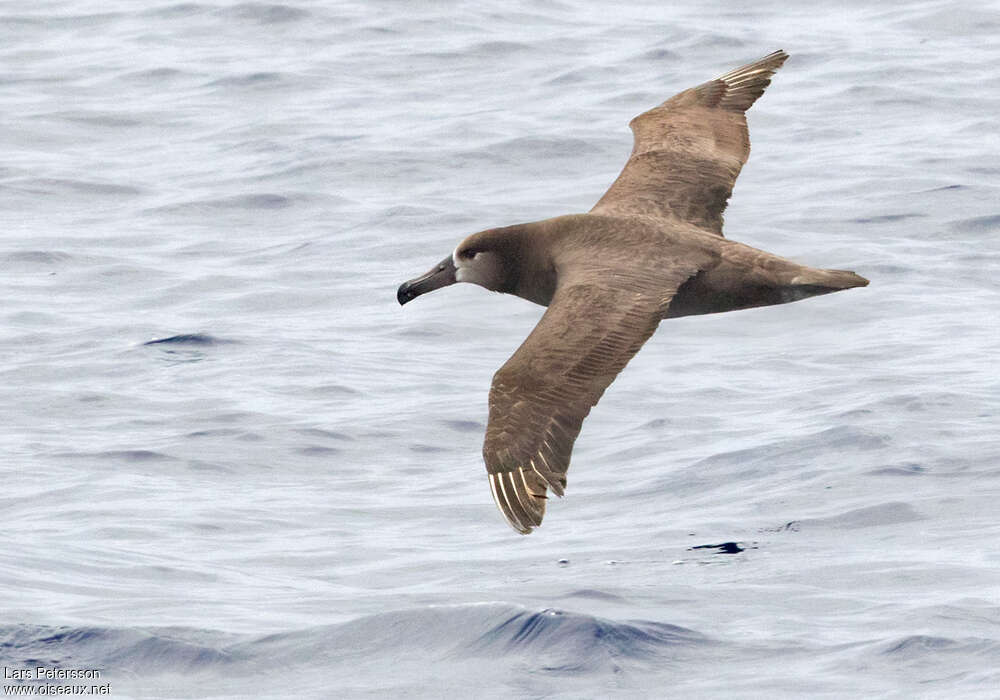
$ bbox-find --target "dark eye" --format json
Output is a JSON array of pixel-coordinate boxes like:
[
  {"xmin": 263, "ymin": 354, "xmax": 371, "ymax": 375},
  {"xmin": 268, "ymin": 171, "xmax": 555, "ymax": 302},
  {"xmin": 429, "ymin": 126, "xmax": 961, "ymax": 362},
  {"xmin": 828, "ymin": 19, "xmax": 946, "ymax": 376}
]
[{"xmin": 460, "ymin": 249, "xmax": 477, "ymax": 260}]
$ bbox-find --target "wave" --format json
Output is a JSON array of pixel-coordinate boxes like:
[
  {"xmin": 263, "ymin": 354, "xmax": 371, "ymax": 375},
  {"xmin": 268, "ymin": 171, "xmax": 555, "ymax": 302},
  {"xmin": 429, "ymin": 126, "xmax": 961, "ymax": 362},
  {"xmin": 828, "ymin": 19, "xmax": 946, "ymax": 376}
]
[
  {"xmin": 142, "ymin": 333, "xmax": 233, "ymax": 346},
  {"xmin": 0, "ymin": 604, "xmax": 708, "ymax": 679},
  {"xmin": 205, "ymin": 71, "xmax": 288, "ymax": 88},
  {"xmin": 139, "ymin": 2, "xmax": 309, "ymax": 23},
  {"xmin": 5, "ymin": 608, "xmax": 1000, "ymax": 698},
  {"xmin": 214, "ymin": 3, "xmax": 311, "ymax": 24},
  {"xmin": 145, "ymin": 193, "xmax": 297, "ymax": 215},
  {"xmin": 950, "ymin": 214, "xmax": 1000, "ymax": 233},
  {"xmin": 458, "ymin": 606, "xmax": 707, "ymax": 671},
  {"xmin": 0, "ymin": 625, "xmax": 235, "ymax": 674},
  {"xmin": 794, "ymin": 502, "xmax": 923, "ymax": 530},
  {"xmin": 1, "ymin": 250, "xmax": 75, "ymax": 265},
  {"xmin": 7, "ymin": 177, "xmax": 143, "ymax": 197}
]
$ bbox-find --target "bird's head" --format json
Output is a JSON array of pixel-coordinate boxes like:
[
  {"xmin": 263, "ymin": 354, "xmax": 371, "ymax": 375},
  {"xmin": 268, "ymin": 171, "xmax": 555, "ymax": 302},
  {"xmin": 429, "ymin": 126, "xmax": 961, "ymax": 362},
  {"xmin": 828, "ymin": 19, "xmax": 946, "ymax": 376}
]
[{"xmin": 397, "ymin": 230, "xmax": 513, "ymax": 305}]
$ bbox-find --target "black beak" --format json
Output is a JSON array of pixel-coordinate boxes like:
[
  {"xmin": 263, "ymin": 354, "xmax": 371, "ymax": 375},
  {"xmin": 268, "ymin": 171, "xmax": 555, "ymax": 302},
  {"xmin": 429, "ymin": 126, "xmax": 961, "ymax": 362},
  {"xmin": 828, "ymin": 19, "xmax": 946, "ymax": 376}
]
[{"xmin": 397, "ymin": 255, "xmax": 457, "ymax": 305}]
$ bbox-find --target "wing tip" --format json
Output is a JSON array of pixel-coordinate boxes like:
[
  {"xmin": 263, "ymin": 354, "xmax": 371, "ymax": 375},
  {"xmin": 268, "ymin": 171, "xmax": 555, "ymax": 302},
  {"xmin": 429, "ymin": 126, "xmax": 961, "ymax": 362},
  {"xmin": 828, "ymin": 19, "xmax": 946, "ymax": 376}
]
[
  {"xmin": 721, "ymin": 50, "xmax": 789, "ymax": 77},
  {"xmin": 488, "ymin": 469, "xmax": 546, "ymax": 535},
  {"xmin": 713, "ymin": 50, "xmax": 789, "ymax": 112}
]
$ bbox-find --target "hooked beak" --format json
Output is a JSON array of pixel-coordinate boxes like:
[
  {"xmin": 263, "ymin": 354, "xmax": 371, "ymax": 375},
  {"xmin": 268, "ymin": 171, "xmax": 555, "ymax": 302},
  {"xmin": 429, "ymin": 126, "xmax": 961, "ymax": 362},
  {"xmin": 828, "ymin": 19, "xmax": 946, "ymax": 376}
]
[{"xmin": 397, "ymin": 255, "xmax": 457, "ymax": 305}]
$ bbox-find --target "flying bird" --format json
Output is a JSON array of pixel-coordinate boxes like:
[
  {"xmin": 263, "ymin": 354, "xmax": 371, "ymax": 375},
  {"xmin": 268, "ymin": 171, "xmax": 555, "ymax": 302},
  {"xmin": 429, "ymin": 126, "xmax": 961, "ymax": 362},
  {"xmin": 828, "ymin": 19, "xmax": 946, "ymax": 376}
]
[{"xmin": 397, "ymin": 50, "xmax": 867, "ymax": 534}]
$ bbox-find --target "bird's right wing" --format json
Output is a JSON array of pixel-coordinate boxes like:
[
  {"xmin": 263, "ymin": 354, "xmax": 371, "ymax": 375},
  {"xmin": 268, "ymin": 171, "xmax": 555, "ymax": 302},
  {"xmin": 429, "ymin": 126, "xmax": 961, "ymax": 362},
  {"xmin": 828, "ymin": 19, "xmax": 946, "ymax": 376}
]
[
  {"xmin": 483, "ymin": 262, "xmax": 701, "ymax": 534},
  {"xmin": 590, "ymin": 50, "xmax": 788, "ymax": 235}
]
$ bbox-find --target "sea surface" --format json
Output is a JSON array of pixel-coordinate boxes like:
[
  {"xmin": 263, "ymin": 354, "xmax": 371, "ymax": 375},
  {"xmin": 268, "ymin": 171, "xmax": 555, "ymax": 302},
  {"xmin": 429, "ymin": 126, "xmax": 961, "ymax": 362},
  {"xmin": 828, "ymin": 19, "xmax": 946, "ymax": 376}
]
[{"xmin": 1, "ymin": 1, "xmax": 999, "ymax": 698}]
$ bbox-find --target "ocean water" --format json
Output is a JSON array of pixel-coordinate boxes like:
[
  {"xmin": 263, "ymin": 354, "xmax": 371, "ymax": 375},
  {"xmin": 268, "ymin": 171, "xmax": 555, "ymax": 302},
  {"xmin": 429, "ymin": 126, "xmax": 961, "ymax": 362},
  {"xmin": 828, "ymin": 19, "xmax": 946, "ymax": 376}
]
[{"xmin": 1, "ymin": 0, "xmax": 999, "ymax": 697}]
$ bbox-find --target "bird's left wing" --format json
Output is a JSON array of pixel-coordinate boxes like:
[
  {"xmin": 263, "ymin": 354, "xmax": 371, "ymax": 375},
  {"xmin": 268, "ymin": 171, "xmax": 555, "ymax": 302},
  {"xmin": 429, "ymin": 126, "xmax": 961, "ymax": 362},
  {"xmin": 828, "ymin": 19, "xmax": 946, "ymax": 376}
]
[
  {"xmin": 483, "ymin": 261, "xmax": 701, "ymax": 533},
  {"xmin": 590, "ymin": 50, "xmax": 788, "ymax": 235}
]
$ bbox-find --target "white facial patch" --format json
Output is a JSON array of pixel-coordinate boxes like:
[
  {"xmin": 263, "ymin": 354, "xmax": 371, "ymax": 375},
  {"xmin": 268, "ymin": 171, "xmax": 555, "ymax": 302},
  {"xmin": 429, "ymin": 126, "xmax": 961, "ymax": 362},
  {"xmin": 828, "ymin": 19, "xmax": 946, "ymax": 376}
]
[
  {"xmin": 454, "ymin": 247, "xmax": 479, "ymax": 283},
  {"xmin": 452, "ymin": 248, "xmax": 491, "ymax": 286},
  {"xmin": 452, "ymin": 247, "xmax": 467, "ymax": 282}
]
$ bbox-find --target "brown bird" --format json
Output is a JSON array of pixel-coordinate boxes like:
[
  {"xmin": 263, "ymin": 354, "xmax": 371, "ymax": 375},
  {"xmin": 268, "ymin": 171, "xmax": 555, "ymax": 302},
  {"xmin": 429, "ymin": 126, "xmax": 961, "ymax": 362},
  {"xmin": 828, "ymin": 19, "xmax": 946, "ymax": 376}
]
[{"xmin": 397, "ymin": 50, "xmax": 867, "ymax": 534}]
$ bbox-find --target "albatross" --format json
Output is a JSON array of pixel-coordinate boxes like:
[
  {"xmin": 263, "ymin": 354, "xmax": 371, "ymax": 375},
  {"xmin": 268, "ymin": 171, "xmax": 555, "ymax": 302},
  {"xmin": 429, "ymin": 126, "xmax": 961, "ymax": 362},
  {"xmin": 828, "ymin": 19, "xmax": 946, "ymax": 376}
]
[{"xmin": 397, "ymin": 50, "xmax": 868, "ymax": 534}]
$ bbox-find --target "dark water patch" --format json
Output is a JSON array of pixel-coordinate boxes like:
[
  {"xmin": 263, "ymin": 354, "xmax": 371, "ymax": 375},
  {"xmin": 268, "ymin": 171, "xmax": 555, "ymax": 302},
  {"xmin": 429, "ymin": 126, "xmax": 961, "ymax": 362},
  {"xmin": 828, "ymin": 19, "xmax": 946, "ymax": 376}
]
[
  {"xmin": 143, "ymin": 334, "xmax": 233, "ymax": 346},
  {"xmin": 879, "ymin": 634, "xmax": 1000, "ymax": 661},
  {"xmin": 353, "ymin": 23, "xmax": 400, "ymax": 38},
  {"xmin": 141, "ymin": 3, "xmax": 211, "ymax": 19},
  {"xmin": 545, "ymin": 67, "xmax": 597, "ymax": 86},
  {"xmin": 0, "ymin": 11, "xmax": 126, "ymax": 29},
  {"xmin": 97, "ymin": 450, "xmax": 176, "ymax": 462},
  {"xmin": 296, "ymin": 428, "xmax": 355, "ymax": 441},
  {"xmin": 636, "ymin": 47, "xmax": 681, "ymax": 62},
  {"xmin": 136, "ymin": 67, "xmax": 185, "ymax": 80},
  {"xmin": 950, "ymin": 214, "xmax": 1000, "ymax": 233},
  {"xmin": 690, "ymin": 542, "xmax": 746, "ymax": 554},
  {"xmin": 186, "ymin": 460, "xmax": 234, "ymax": 474},
  {"xmin": 441, "ymin": 419, "xmax": 483, "ymax": 433},
  {"xmin": 919, "ymin": 184, "xmax": 966, "ymax": 193},
  {"xmin": 151, "ymin": 352, "xmax": 206, "ymax": 365},
  {"xmin": 46, "ymin": 111, "xmax": 144, "ymax": 128},
  {"xmin": 852, "ymin": 213, "xmax": 925, "ymax": 224},
  {"xmin": 185, "ymin": 428, "xmax": 242, "ymax": 439},
  {"xmin": 395, "ymin": 325, "xmax": 450, "ymax": 339},
  {"xmin": 117, "ymin": 67, "xmax": 193, "ymax": 84},
  {"xmin": 410, "ymin": 443, "xmax": 448, "ymax": 454},
  {"xmin": 410, "ymin": 48, "xmax": 468, "ymax": 63},
  {"xmin": 149, "ymin": 193, "xmax": 294, "ymax": 214},
  {"xmin": 0, "ymin": 14, "xmax": 46, "ymax": 28},
  {"xmin": 49, "ymin": 449, "xmax": 176, "ymax": 463},
  {"xmin": 199, "ymin": 411, "xmax": 257, "ymax": 425},
  {"xmin": 468, "ymin": 40, "xmax": 535, "ymax": 58},
  {"xmin": 858, "ymin": 262, "xmax": 912, "ymax": 276},
  {"xmin": 292, "ymin": 384, "xmax": 361, "ymax": 396},
  {"xmin": 2, "ymin": 250, "xmax": 73, "ymax": 265},
  {"xmin": 868, "ymin": 462, "xmax": 927, "ymax": 476},
  {"xmin": 966, "ymin": 165, "xmax": 1000, "ymax": 176},
  {"xmin": 215, "ymin": 3, "xmax": 310, "ymax": 23},
  {"xmin": 0, "ymin": 74, "xmax": 68, "ymax": 88},
  {"xmin": 205, "ymin": 72, "xmax": 287, "ymax": 88},
  {"xmin": 140, "ymin": 334, "xmax": 237, "ymax": 367},
  {"xmin": 381, "ymin": 204, "xmax": 439, "ymax": 219},
  {"xmin": 560, "ymin": 589, "xmax": 630, "ymax": 604},
  {"xmin": 881, "ymin": 635, "xmax": 962, "ymax": 655},
  {"xmin": 296, "ymin": 445, "xmax": 342, "ymax": 457},
  {"xmin": 12, "ymin": 178, "xmax": 143, "ymax": 197},
  {"xmin": 870, "ymin": 392, "xmax": 966, "ymax": 414}
]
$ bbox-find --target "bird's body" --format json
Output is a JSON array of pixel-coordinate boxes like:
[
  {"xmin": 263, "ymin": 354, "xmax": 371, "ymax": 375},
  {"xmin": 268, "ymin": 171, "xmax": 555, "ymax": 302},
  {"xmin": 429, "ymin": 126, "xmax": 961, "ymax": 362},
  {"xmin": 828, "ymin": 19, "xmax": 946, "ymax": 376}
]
[{"xmin": 397, "ymin": 51, "xmax": 868, "ymax": 534}]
